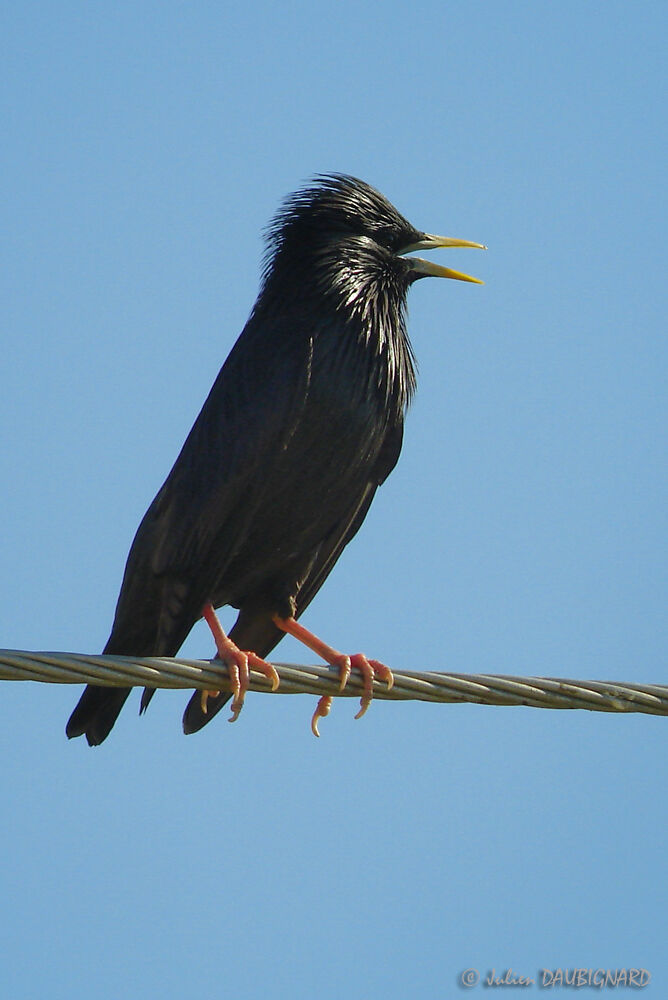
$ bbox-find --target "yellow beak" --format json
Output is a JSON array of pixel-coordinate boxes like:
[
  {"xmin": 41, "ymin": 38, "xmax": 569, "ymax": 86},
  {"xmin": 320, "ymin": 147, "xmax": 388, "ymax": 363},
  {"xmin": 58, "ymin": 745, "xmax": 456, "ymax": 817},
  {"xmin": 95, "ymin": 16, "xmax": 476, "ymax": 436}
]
[{"xmin": 402, "ymin": 232, "xmax": 486, "ymax": 284}]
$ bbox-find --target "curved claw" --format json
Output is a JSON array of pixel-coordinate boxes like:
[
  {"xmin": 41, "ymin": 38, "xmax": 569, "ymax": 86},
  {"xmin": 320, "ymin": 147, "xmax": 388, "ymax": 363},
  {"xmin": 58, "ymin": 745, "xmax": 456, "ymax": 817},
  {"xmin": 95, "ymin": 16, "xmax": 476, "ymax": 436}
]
[
  {"xmin": 200, "ymin": 688, "xmax": 221, "ymax": 714},
  {"xmin": 227, "ymin": 650, "xmax": 250, "ymax": 723},
  {"xmin": 334, "ymin": 654, "xmax": 352, "ymax": 691},
  {"xmin": 250, "ymin": 653, "xmax": 280, "ymax": 692},
  {"xmin": 311, "ymin": 696, "xmax": 332, "ymax": 737},
  {"xmin": 349, "ymin": 653, "xmax": 373, "ymax": 719},
  {"xmin": 349, "ymin": 653, "xmax": 394, "ymax": 720},
  {"xmin": 371, "ymin": 659, "xmax": 394, "ymax": 692},
  {"xmin": 225, "ymin": 651, "xmax": 280, "ymax": 722}
]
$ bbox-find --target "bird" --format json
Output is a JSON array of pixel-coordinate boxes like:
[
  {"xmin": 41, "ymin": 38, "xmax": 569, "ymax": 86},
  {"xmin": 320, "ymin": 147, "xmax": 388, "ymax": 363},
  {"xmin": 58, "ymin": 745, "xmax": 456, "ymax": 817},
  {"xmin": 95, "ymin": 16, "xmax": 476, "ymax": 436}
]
[{"xmin": 66, "ymin": 173, "xmax": 485, "ymax": 745}]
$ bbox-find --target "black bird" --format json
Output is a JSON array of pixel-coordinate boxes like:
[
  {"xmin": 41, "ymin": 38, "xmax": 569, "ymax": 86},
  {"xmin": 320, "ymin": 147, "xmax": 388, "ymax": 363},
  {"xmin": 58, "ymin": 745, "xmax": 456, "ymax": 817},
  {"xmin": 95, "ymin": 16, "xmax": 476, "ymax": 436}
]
[{"xmin": 66, "ymin": 174, "xmax": 484, "ymax": 745}]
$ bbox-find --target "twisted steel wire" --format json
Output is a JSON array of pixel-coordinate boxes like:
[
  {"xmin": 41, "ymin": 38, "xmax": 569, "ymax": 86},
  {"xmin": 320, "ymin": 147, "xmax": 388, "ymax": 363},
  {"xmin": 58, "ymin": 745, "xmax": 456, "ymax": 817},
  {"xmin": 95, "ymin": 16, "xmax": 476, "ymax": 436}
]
[{"xmin": 1, "ymin": 649, "xmax": 666, "ymax": 716}]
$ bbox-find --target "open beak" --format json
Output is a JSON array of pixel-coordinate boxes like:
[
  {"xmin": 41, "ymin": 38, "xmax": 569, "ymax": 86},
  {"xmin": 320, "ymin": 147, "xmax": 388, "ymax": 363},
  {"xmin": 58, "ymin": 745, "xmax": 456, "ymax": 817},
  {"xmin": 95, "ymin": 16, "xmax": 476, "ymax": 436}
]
[{"xmin": 402, "ymin": 232, "xmax": 486, "ymax": 285}]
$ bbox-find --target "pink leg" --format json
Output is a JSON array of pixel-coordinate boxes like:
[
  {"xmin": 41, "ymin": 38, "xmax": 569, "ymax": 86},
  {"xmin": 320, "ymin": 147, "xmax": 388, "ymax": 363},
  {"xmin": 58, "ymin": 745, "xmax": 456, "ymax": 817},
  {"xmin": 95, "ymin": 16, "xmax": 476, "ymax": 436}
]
[
  {"xmin": 202, "ymin": 602, "xmax": 280, "ymax": 722},
  {"xmin": 273, "ymin": 615, "xmax": 394, "ymax": 736}
]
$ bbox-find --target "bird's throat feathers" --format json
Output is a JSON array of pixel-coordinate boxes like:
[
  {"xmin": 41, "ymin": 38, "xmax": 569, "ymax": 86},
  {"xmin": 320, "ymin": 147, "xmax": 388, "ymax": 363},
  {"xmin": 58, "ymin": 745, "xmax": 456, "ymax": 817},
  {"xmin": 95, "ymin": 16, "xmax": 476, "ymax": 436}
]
[
  {"xmin": 319, "ymin": 240, "xmax": 417, "ymax": 413},
  {"xmin": 261, "ymin": 236, "xmax": 417, "ymax": 417}
]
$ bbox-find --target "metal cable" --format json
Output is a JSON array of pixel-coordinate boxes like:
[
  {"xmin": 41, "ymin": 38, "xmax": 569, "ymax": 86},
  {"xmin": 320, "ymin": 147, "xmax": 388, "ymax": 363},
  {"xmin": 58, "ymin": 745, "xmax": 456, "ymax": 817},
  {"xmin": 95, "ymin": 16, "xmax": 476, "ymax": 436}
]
[{"xmin": 1, "ymin": 649, "xmax": 666, "ymax": 716}]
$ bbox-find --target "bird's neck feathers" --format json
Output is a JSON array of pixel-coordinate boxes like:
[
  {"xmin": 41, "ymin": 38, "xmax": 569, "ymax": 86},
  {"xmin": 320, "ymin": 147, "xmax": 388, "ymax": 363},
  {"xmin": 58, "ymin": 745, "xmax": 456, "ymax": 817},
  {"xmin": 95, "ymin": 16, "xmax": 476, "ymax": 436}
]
[
  {"xmin": 324, "ymin": 246, "xmax": 417, "ymax": 413},
  {"xmin": 261, "ymin": 236, "xmax": 417, "ymax": 416}
]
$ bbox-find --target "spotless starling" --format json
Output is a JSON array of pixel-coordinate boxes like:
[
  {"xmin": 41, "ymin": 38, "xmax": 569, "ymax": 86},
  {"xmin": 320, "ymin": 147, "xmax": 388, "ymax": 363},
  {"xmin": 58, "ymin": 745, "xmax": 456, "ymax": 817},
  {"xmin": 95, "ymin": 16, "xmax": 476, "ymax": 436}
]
[{"xmin": 66, "ymin": 174, "xmax": 485, "ymax": 745}]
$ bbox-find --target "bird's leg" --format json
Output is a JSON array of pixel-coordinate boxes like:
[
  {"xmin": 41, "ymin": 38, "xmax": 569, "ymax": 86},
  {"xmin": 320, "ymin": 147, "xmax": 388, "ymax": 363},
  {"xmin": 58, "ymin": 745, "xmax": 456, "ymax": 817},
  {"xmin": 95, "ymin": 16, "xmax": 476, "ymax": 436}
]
[
  {"xmin": 272, "ymin": 615, "xmax": 394, "ymax": 736},
  {"xmin": 201, "ymin": 602, "xmax": 279, "ymax": 722}
]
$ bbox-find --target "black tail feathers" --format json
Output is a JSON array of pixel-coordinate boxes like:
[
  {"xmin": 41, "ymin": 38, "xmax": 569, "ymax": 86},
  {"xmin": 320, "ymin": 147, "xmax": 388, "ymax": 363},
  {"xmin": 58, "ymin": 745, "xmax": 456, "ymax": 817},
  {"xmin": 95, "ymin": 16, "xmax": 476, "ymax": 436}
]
[{"xmin": 65, "ymin": 686, "xmax": 132, "ymax": 746}]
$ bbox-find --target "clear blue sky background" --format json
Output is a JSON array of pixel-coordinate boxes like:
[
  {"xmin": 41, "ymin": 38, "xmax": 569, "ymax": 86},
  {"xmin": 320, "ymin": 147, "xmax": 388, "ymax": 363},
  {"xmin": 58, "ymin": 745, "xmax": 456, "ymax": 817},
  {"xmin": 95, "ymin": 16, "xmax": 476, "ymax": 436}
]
[{"xmin": 2, "ymin": 2, "xmax": 666, "ymax": 997}]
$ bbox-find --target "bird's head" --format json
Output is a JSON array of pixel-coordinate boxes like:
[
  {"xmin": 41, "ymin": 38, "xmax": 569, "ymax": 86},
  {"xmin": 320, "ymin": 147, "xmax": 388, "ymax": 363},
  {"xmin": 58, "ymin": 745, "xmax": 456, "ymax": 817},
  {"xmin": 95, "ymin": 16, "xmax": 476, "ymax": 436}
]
[
  {"xmin": 255, "ymin": 175, "xmax": 484, "ymax": 412},
  {"xmin": 262, "ymin": 173, "xmax": 485, "ymax": 304}
]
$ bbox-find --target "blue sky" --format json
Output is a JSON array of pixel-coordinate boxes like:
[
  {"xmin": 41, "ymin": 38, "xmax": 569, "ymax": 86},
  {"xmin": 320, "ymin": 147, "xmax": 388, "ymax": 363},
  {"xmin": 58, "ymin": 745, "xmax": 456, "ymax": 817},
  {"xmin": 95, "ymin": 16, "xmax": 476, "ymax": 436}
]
[{"xmin": 2, "ymin": 2, "xmax": 666, "ymax": 997}]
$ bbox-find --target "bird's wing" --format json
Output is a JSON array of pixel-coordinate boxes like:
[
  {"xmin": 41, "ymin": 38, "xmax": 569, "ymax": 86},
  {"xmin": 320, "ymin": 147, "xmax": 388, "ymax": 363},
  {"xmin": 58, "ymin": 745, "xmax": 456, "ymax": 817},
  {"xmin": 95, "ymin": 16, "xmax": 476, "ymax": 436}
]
[
  {"xmin": 148, "ymin": 320, "xmax": 314, "ymax": 579},
  {"xmin": 293, "ymin": 419, "xmax": 404, "ymax": 618},
  {"xmin": 105, "ymin": 318, "xmax": 314, "ymax": 658}
]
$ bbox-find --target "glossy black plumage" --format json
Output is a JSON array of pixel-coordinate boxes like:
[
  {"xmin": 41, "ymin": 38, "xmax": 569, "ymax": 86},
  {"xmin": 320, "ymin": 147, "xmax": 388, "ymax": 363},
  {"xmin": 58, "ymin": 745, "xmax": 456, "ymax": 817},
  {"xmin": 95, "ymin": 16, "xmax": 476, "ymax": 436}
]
[{"xmin": 66, "ymin": 174, "xmax": 479, "ymax": 744}]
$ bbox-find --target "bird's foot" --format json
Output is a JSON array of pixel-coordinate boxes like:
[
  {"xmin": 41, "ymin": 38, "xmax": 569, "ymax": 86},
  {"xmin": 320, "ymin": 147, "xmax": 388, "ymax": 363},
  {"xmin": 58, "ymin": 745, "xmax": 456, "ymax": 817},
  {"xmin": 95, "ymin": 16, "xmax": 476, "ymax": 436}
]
[
  {"xmin": 201, "ymin": 602, "xmax": 279, "ymax": 721},
  {"xmin": 272, "ymin": 615, "xmax": 394, "ymax": 735},
  {"xmin": 226, "ymin": 650, "xmax": 280, "ymax": 723},
  {"xmin": 349, "ymin": 653, "xmax": 394, "ymax": 719},
  {"xmin": 307, "ymin": 650, "xmax": 350, "ymax": 737}
]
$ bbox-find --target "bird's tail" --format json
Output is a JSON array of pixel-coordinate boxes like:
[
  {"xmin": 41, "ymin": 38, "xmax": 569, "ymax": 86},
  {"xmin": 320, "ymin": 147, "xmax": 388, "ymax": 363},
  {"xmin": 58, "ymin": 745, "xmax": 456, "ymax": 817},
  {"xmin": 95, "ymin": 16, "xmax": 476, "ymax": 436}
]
[
  {"xmin": 181, "ymin": 689, "xmax": 232, "ymax": 734},
  {"xmin": 67, "ymin": 608, "xmax": 285, "ymax": 741},
  {"xmin": 66, "ymin": 633, "xmax": 144, "ymax": 745},
  {"xmin": 65, "ymin": 684, "xmax": 132, "ymax": 746}
]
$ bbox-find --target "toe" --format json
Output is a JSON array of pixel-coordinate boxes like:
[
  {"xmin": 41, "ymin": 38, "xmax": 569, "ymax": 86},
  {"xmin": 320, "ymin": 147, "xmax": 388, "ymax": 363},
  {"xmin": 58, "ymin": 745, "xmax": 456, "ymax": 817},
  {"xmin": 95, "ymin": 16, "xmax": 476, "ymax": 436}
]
[{"xmin": 311, "ymin": 695, "xmax": 332, "ymax": 737}]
